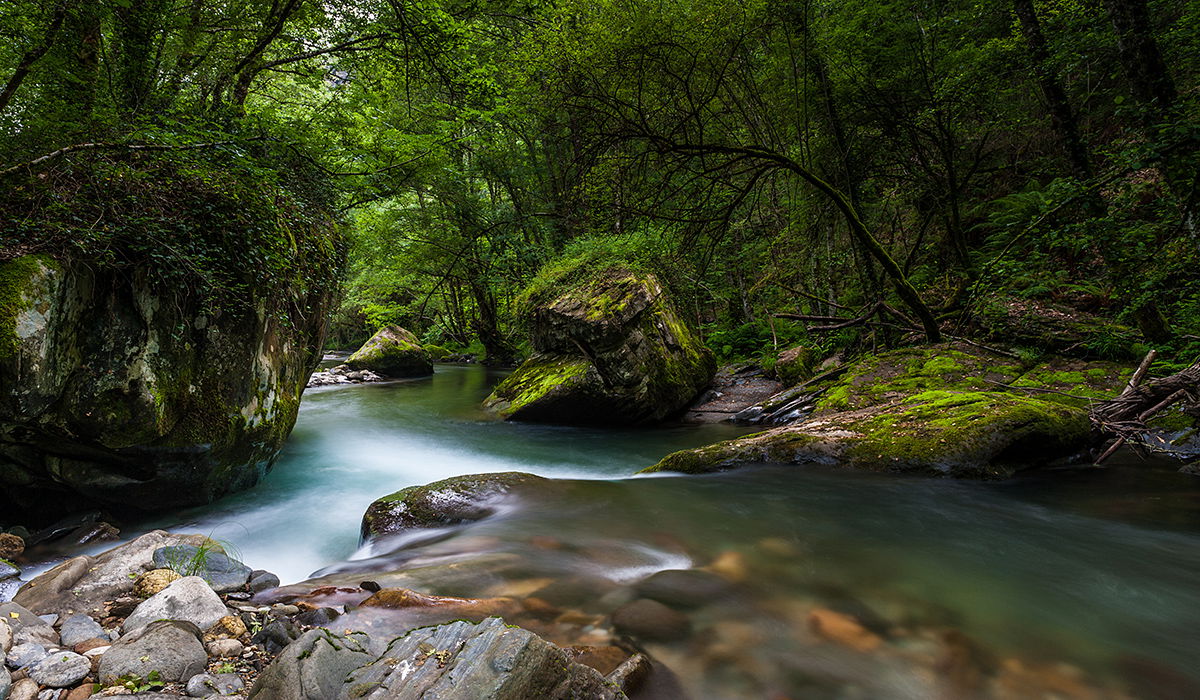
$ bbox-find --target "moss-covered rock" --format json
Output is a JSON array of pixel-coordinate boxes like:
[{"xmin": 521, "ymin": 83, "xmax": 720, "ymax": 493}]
[
  {"xmin": 484, "ymin": 265, "xmax": 715, "ymax": 425},
  {"xmin": 344, "ymin": 326, "xmax": 432, "ymax": 377},
  {"xmin": 774, "ymin": 345, "xmax": 814, "ymax": 387},
  {"xmin": 422, "ymin": 343, "xmax": 453, "ymax": 361},
  {"xmin": 646, "ymin": 344, "xmax": 1129, "ymax": 478},
  {"xmin": 361, "ymin": 472, "xmax": 550, "ymax": 542},
  {"xmin": 0, "ymin": 155, "xmax": 343, "ymax": 520}
]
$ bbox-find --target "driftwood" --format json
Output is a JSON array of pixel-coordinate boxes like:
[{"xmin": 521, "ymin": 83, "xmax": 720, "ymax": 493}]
[{"xmin": 1091, "ymin": 351, "xmax": 1200, "ymax": 465}]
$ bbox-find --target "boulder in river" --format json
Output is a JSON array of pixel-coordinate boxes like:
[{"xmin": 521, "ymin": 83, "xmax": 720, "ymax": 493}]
[
  {"xmin": 484, "ymin": 264, "xmax": 714, "ymax": 425},
  {"xmin": 344, "ymin": 326, "xmax": 433, "ymax": 378},
  {"xmin": 0, "ymin": 248, "xmax": 337, "ymax": 519},
  {"xmin": 646, "ymin": 345, "xmax": 1121, "ymax": 478},
  {"xmin": 361, "ymin": 472, "xmax": 551, "ymax": 542}
]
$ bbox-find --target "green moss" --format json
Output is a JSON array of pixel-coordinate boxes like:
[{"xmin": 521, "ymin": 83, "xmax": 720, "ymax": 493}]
[
  {"xmin": 0, "ymin": 255, "xmax": 54, "ymax": 360},
  {"xmin": 486, "ymin": 354, "xmax": 591, "ymax": 416},
  {"xmin": 423, "ymin": 343, "xmax": 453, "ymax": 360}
]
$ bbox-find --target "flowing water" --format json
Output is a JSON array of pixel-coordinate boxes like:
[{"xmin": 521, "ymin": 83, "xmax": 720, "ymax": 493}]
[{"xmin": 20, "ymin": 364, "xmax": 1200, "ymax": 698}]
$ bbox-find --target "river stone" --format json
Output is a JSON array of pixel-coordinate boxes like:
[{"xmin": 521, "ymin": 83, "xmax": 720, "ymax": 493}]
[
  {"xmin": 187, "ymin": 672, "xmax": 245, "ymax": 697},
  {"xmin": 6, "ymin": 677, "xmax": 34, "ymax": 700},
  {"xmin": 611, "ymin": 599, "xmax": 691, "ymax": 642},
  {"xmin": 247, "ymin": 628, "xmax": 375, "ymax": 700},
  {"xmin": 153, "ymin": 546, "xmax": 252, "ymax": 593},
  {"xmin": 28, "ymin": 652, "xmax": 89, "ymax": 688},
  {"xmin": 483, "ymin": 265, "xmax": 715, "ymax": 426},
  {"xmin": 361, "ymin": 472, "xmax": 551, "ymax": 540},
  {"xmin": 344, "ymin": 326, "xmax": 433, "ymax": 378},
  {"xmin": 5, "ymin": 642, "xmax": 45, "ymax": 670},
  {"xmin": 13, "ymin": 531, "xmax": 207, "ymax": 617},
  {"xmin": 0, "ymin": 620, "xmax": 11, "ymax": 654},
  {"xmin": 205, "ymin": 639, "xmax": 243, "ymax": 658},
  {"xmin": 57, "ymin": 615, "xmax": 106, "ymax": 648},
  {"xmin": 247, "ymin": 570, "xmax": 280, "ymax": 594},
  {"xmin": 122, "ymin": 576, "xmax": 229, "ymax": 633},
  {"xmin": 1, "ymin": 667, "xmax": 9, "ymax": 700},
  {"xmin": 99, "ymin": 620, "xmax": 206, "ymax": 684},
  {"xmin": 335, "ymin": 617, "xmax": 625, "ymax": 700},
  {"xmin": 0, "ymin": 560, "xmax": 17, "ymax": 583},
  {"xmin": 635, "ymin": 569, "xmax": 737, "ymax": 609}
]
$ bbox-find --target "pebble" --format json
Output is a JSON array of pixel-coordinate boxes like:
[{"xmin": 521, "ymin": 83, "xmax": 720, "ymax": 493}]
[
  {"xmin": 205, "ymin": 639, "xmax": 244, "ymax": 658},
  {"xmin": 269, "ymin": 604, "xmax": 299, "ymax": 618},
  {"xmin": 29, "ymin": 651, "xmax": 90, "ymax": 688},
  {"xmin": 59, "ymin": 614, "xmax": 106, "ymax": 648}
]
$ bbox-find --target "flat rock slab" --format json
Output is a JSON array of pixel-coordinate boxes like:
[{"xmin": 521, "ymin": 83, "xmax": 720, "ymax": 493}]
[{"xmin": 13, "ymin": 531, "xmax": 206, "ymax": 617}]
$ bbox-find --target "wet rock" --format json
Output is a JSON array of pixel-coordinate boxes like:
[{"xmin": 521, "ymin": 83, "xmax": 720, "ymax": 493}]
[
  {"xmin": 5, "ymin": 643, "xmax": 46, "ymax": 670},
  {"xmin": 247, "ymin": 571, "xmax": 280, "ymax": 595},
  {"xmin": 483, "ymin": 265, "xmax": 715, "ymax": 426},
  {"xmin": 0, "ymin": 560, "xmax": 18, "ymax": 583},
  {"xmin": 636, "ymin": 569, "xmax": 736, "ymax": 609},
  {"xmin": 133, "ymin": 569, "xmax": 182, "ymax": 598},
  {"xmin": 605, "ymin": 653, "xmax": 652, "ymax": 695},
  {"xmin": 611, "ymin": 599, "xmax": 691, "ymax": 642},
  {"xmin": 250, "ymin": 619, "xmax": 299, "ymax": 655},
  {"xmin": 186, "ymin": 672, "xmax": 245, "ymax": 697},
  {"xmin": 153, "ymin": 546, "xmax": 252, "ymax": 593},
  {"xmin": 28, "ymin": 651, "xmax": 90, "ymax": 688},
  {"xmin": 358, "ymin": 588, "xmax": 518, "ymax": 620},
  {"xmin": 564, "ymin": 646, "xmax": 630, "ymax": 675},
  {"xmin": 293, "ymin": 607, "xmax": 339, "ymax": 627},
  {"xmin": 705, "ymin": 551, "xmax": 749, "ymax": 583},
  {"xmin": 361, "ymin": 472, "xmax": 550, "ymax": 540},
  {"xmin": 344, "ymin": 326, "xmax": 433, "ymax": 378},
  {"xmin": 247, "ymin": 629, "xmax": 375, "ymax": 700},
  {"xmin": 122, "ymin": 577, "xmax": 229, "ymax": 633},
  {"xmin": 807, "ymin": 608, "xmax": 883, "ymax": 652},
  {"xmin": 13, "ymin": 531, "xmax": 208, "ymax": 617},
  {"xmin": 339, "ymin": 617, "xmax": 623, "ymax": 699},
  {"xmin": 98, "ymin": 620, "xmax": 206, "ymax": 684},
  {"xmin": 58, "ymin": 615, "xmax": 106, "ymax": 648}
]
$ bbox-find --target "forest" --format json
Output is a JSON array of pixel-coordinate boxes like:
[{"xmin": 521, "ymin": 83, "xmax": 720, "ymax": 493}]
[{"xmin": 2, "ymin": 0, "xmax": 1196, "ymax": 367}]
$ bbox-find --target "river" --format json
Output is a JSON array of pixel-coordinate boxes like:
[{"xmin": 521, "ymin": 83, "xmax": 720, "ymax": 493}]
[{"xmin": 24, "ymin": 364, "xmax": 1200, "ymax": 698}]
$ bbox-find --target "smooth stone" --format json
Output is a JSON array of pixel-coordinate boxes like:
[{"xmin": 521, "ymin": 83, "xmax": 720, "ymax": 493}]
[
  {"xmin": 152, "ymin": 546, "xmax": 252, "ymax": 594},
  {"xmin": 0, "ymin": 606, "xmax": 47, "ymax": 636},
  {"xmin": 247, "ymin": 571, "xmax": 280, "ymax": 595},
  {"xmin": 58, "ymin": 615, "xmax": 106, "ymax": 648},
  {"xmin": 0, "ymin": 666, "xmax": 10, "ymax": 700},
  {"xmin": 11, "ymin": 626, "xmax": 56, "ymax": 648},
  {"xmin": 28, "ymin": 651, "xmax": 89, "ymax": 688},
  {"xmin": 635, "ymin": 569, "xmax": 736, "ymax": 609},
  {"xmin": 293, "ymin": 607, "xmax": 338, "ymax": 627},
  {"xmin": 0, "ymin": 561, "xmax": 18, "ymax": 582},
  {"xmin": 250, "ymin": 620, "xmax": 298, "ymax": 655},
  {"xmin": 5, "ymin": 643, "xmax": 45, "ymax": 670},
  {"xmin": 611, "ymin": 599, "xmax": 691, "ymax": 642},
  {"xmin": 122, "ymin": 577, "xmax": 229, "ymax": 632},
  {"xmin": 205, "ymin": 639, "xmax": 243, "ymax": 658},
  {"xmin": 0, "ymin": 620, "xmax": 11, "ymax": 654},
  {"xmin": 63, "ymin": 686, "xmax": 93, "ymax": 700},
  {"xmin": 7, "ymin": 678, "xmax": 37, "ymax": 700},
  {"xmin": 186, "ymin": 672, "xmax": 244, "ymax": 697},
  {"xmin": 99, "ymin": 620, "xmax": 206, "ymax": 684}
]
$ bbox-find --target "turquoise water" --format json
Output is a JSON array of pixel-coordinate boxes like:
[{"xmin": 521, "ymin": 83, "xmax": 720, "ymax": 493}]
[{"xmin": 105, "ymin": 365, "xmax": 1200, "ymax": 697}]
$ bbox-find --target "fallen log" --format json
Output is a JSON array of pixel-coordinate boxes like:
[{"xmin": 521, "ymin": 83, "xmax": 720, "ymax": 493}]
[{"xmin": 1091, "ymin": 354, "xmax": 1200, "ymax": 466}]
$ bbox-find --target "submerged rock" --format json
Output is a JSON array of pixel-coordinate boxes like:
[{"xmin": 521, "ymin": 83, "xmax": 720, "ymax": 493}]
[
  {"xmin": 647, "ymin": 345, "xmax": 1118, "ymax": 478},
  {"xmin": 0, "ymin": 249, "xmax": 336, "ymax": 519},
  {"xmin": 361, "ymin": 472, "xmax": 550, "ymax": 541},
  {"xmin": 484, "ymin": 265, "xmax": 714, "ymax": 425},
  {"xmin": 344, "ymin": 326, "xmax": 433, "ymax": 378}
]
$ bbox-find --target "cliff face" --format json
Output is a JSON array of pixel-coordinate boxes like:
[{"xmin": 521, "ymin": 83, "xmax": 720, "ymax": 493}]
[{"xmin": 0, "ymin": 153, "xmax": 344, "ymax": 520}]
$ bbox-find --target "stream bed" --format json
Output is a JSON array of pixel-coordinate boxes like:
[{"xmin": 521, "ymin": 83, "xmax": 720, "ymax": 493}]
[{"xmin": 20, "ymin": 364, "xmax": 1200, "ymax": 698}]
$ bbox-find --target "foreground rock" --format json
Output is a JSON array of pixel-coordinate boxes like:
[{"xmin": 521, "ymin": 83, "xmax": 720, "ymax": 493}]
[
  {"xmin": 647, "ymin": 345, "xmax": 1128, "ymax": 478},
  {"xmin": 249, "ymin": 618, "xmax": 627, "ymax": 699},
  {"xmin": 99, "ymin": 620, "xmax": 207, "ymax": 684},
  {"xmin": 123, "ymin": 576, "xmax": 229, "ymax": 632},
  {"xmin": 0, "ymin": 245, "xmax": 336, "ymax": 519},
  {"xmin": 13, "ymin": 531, "xmax": 206, "ymax": 617},
  {"xmin": 484, "ymin": 263, "xmax": 714, "ymax": 425},
  {"xmin": 344, "ymin": 326, "xmax": 433, "ymax": 378},
  {"xmin": 361, "ymin": 472, "xmax": 551, "ymax": 541}
]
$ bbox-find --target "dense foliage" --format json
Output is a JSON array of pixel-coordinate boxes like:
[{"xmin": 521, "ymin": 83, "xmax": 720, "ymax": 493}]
[{"xmin": 1, "ymin": 0, "xmax": 1197, "ymax": 367}]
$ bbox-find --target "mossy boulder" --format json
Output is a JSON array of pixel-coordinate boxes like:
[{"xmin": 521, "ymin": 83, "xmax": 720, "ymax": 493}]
[
  {"xmin": 484, "ymin": 266, "xmax": 715, "ymax": 425},
  {"xmin": 361, "ymin": 472, "xmax": 551, "ymax": 542},
  {"xmin": 646, "ymin": 344, "xmax": 1131, "ymax": 478},
  {"xmin": 774, "ymin": 345, "xmax": 815, "ymax": 386},
  {"xmin": 422, "ymin": 343, "xmax": 453, "ymax": 361},
  {"xmin": 344, "ymin": 326, "xmax": 432, "ymax": 377}
]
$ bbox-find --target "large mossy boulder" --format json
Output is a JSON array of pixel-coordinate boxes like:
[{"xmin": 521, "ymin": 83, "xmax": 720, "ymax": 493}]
[
  {"xmin": 0, "ymin": 152, "xmax": 343, "ymax": 519},
  {"xmin": 484, "ymin": 265, "xmax": 715, "ymax": 425},
  {"xmin": 344, "ymin": 326, "xmax": 433, "ymax": 377},
  {"xmin": 645, "ymin": 344, "xmax": 1131, "ymax": 478}
]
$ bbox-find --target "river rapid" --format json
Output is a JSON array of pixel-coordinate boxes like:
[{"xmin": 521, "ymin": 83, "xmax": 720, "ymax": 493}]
[{"xmin": 22, "ymin": 364, "xmax": 1200, "ymax": 698}]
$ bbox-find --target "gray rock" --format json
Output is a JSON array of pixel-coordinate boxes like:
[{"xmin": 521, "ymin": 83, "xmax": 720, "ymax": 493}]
[
  {"xmin": 1, "ymin": 666, "xmax": 10, "ymax": 700},
  {"xmin": 36, "ymin": 690, "xmax": 63, "ymax": 700},
  {"xmin": 123, "ymin": 576, "xmax": 229, "ymax": 633},
  {"xmin": 250, "ymin": 619, "xmax": 298, "ymax": 655},
  {"xmin": 611, "ymin": 599, "xmax": 691, "ymax": 642},
  {"xmin": 247, "ymin": 629, "xmax": 374, "ymax": 700},
  {"xmin": 247, "ymin": 571, "xmax": 280, "ymax": 595},
  {"xmin": 153, "ymin": 546, "xmax": 252, "ymax": 594},
  {"xmin": 6, "ymin": 677, "xmax": 36, "ymax": 700},
  {"xmin": 0, "ymin": 620, "xmax": 11, "ymax": 654},
  {"xmin": 0, "ymin": 605, "xmax": 46, "ymax": 636},
  {"xmin": 12, "ymin": 626, "xmax": 57, "ymax": 648},
  {"xmin": 58, "ymin": 614, "xmax": 106, "ymax": 648},
  {"xmin": 99, "ymin": 620, "xmax": 206, "ymax": 684},
  {"xmin": 28, "ymin": 651, "xmax": 89, "ymax": 688},
  {"xmin": 12, "ymin": 531, "xmax": 208, "ymax": 617},
  {"xmin": 332, "ymin": 617, "xmax": 625, "ymax": 699},
  {"xmin": 5, "ymin": 642, "xmax": 46, "ymax": 670},
  {"xmin": 35, "ymin": 616, "xmax": 55, "ymax": 627},
  {"xmin": 205, "ymin": 639, "xmax": 243, "ymax": 658},
  {"xmin": 186, "ymin": 672, "xmax": 245, "ymax": 697},
  {"xmin": 635, "ymin": 569, "xmax": 736, "ymax": 609},
  {"xmin": 0, "ymin": 560, "xmax": 17, "ymax": 582}
]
